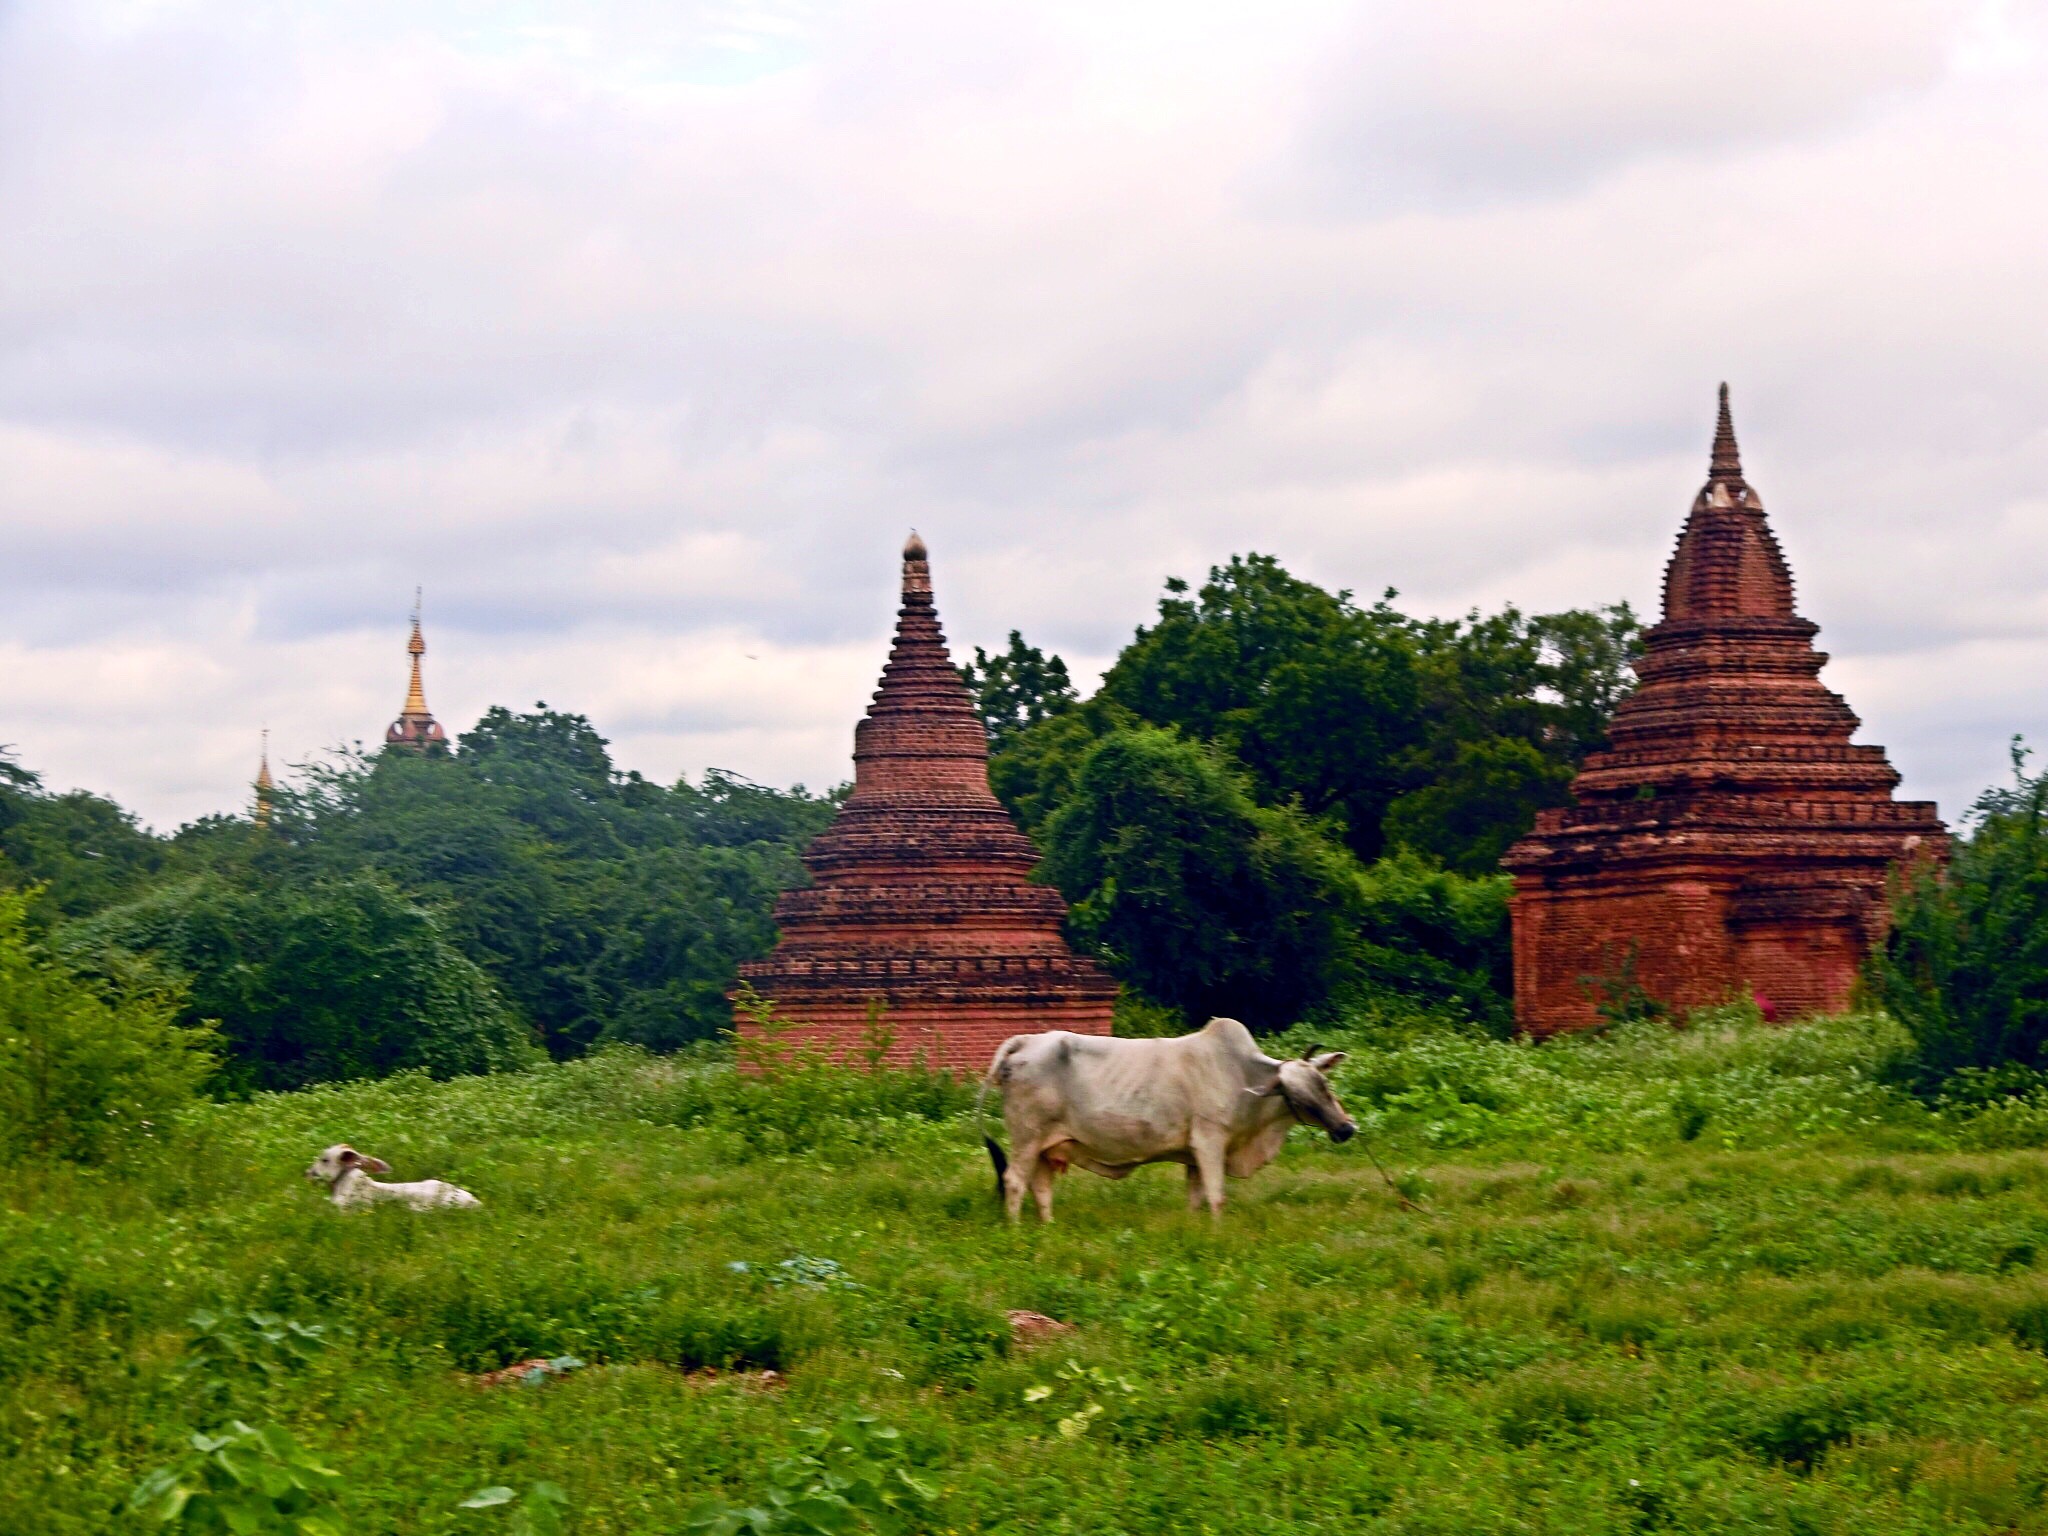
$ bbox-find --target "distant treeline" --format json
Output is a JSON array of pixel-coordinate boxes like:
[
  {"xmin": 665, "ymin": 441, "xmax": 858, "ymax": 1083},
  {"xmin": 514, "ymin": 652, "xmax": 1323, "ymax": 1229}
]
[{"xmin": 2, "ymin": 552, "xmax": 1642, "ymax": 1089}]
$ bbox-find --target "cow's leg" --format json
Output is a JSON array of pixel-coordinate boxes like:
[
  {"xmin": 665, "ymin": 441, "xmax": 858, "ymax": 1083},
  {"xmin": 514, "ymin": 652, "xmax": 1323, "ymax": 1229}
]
[
  {"xmin": 1189, "ymin": 1127, "xmax": 1229, "ymax": 1219},
  {"xmin": 1029, "ymin": 1157, "xmax": 1058, "ymax": 1223},
  {"xmin": 1002, "ymin": 1148, "xmax": 1034, "ymax": 1222},
  {"xmin": 1185, "ymin": 1165, "xmax": 1205, "ymax": 1213}
]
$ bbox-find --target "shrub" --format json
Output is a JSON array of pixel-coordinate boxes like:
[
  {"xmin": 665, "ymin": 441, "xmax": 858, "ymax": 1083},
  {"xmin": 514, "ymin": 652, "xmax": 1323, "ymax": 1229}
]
[
  {"xmin": 1872, "ymin": 745, "xmax": 2048, "ymax": 1092},
  {"xmin": 125, "ymin": 1420, "xmax": 346, "ymax": 1535},
  {"xmin": 1040, "ymin": 726, "xmax": 1366, "ymax": 1029},
  {"xmin": 63, "ymin": 872, "xmax": 537, "ymax": 1091},
  {"xmin": 687, "ymin": 1416, "xmax": 936, "ymax": 1536},
  {"xmin": 1343, "ymin": 851, "xmax": 1512, "ymax": 1033},
  {"xmin": 0, "ymin": 886, "xmax": 214, "ymax": 1163}
]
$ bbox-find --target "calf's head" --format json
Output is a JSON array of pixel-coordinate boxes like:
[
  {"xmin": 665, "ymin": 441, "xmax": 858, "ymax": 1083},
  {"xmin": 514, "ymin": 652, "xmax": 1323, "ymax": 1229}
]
[
  {"xmin": 305, "ymin": 1144, "xmax": 392, "ymax": 1187},
  {"xmin": 1251, "ymin": 1046, "xmax": 1356, "ymax": 1143}
]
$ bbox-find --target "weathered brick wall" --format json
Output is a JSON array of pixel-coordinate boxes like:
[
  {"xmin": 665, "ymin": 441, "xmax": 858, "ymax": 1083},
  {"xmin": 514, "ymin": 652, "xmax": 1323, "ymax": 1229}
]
[{"xmin": 744, "ymin": 994, "xmax": 1116, "ymax": 1074}]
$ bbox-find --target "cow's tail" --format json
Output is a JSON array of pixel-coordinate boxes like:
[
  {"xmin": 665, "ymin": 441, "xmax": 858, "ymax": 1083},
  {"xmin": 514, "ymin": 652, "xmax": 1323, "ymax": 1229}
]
[{"xmin": 976, "ymin": 1039, "xmax": 1021, "ymax": 1205}]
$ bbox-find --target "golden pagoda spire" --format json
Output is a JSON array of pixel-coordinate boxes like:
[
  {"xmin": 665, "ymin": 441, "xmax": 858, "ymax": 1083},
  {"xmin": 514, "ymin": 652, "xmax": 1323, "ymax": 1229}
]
[
  {"xmin": 385, "ymin": 588, "xmax": 448, "ymax": 752},
  {"xmin": 403, "ymin": 588, "xmax": 429, "ymax": 718},
  {"xmin": 253, "ymin": 728, "xmax": 275, "ymax": 827}
]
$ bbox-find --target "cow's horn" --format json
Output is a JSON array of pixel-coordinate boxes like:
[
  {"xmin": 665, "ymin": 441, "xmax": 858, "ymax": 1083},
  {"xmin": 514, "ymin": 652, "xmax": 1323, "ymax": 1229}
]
[{"xmin": 1301, "ymin": 1043, "xmax": 1324, "ymax": 1060}]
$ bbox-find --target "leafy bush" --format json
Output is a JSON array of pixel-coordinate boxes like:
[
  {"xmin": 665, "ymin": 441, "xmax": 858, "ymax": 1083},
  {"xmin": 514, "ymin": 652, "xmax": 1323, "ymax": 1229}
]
[
  {"xmin": 126, "ymin": 1420, "xmax": 345, "ymax": 1535},
  {"xmin": 1872, "ymin": 746, "xmax": 2048, "ymax": 1092},
  {"xmin": 64, "ymin": 873, "xmax": 537, "ymax": 1090},
  {"xmin": 460, "ymin": 1481, "xmax": 572, "ymax": 1536},
  {"xmin": 1343, "ymin": 851, "xmax": 1512, "ymax": 1033},
  {"xmin": 688, "ymin": 1416, "xmax": 935, "ymax": 1536},
  {"xmin": 1041, "ymin": 726, "xmax": 1367, "ymax": 1029},
  {"xmin": 1332, "ymin": 1008, "xmax": 1927, "ymax": 1156},
  {"xmin": 0, "ymin": 886, "xmax": 214, "ymax": 1163},
  {"xmin": 127, "ymin": 1306, "xmax": 346, "ymax": 1534}
]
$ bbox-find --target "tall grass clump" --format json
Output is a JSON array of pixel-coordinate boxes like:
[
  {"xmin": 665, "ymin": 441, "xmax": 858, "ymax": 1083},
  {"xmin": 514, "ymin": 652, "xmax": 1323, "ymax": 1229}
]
[{"xmin": 1302, "ymin": 1004, "xmax": 1939, "ymax": 1156}]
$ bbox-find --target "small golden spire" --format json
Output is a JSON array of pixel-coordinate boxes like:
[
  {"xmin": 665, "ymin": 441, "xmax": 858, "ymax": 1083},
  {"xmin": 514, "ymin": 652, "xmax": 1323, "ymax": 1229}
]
[
  {"xmin": 386, "ymin": 589, "xmax": 448, "ymax": 752},
  {"xmin": 254, "ymin": 728, "xmax": 275, "ymax": 827},
  {"xmin": 402, "ymin": 588, "xmax": 429, "ymax": 718}
]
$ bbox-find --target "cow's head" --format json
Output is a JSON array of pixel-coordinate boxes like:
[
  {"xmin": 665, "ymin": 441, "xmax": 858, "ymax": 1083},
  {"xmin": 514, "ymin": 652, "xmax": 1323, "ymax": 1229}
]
[
  {"xmin": 305, "ymin": 1144, "xmax": 392, "ymax": 1187},
  {"xmin": 1251, "ymin": 1045, "xmax": 1356, "ymax": 1143}
]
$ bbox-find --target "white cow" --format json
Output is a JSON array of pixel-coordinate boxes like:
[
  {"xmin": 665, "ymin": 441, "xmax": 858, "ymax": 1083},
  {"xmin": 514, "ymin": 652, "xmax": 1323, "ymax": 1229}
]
[
  {"xmin": 978, "ymin": 1018, "xmax": 1354, "ymax": 1221},
  {"xmin": 304, "ymin": 1144, "xmax": 481, "ymax": 1210}
]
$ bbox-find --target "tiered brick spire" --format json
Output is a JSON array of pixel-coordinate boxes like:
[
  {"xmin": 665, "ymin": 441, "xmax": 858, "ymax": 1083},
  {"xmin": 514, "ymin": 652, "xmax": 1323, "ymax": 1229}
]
[
  {"xmin": 738, "ymin": 533, "xmax": 1115, "ymax": 1069},
  {"xmin": 385, "ymin": 590, "xmax": 447, "ymax": 752},
  {"xmin": 1503, "ymin": 387, "xmax": 1947, "ymax": 1032}
]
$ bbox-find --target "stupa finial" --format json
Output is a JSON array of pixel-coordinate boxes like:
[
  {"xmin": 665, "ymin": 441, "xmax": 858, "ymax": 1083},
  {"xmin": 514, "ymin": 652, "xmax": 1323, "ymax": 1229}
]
[
  {"xmin": 386, "ymin": 589, "xmax": 447, "ymax": 752},
  {"xmin": 254, "ymin": 728, "xmax": 274, "ymax": 827},
  {"xmin": 1710, "ymin": 382, "xmax": 1743, "ymax": 482},
  {"xmin": 900, "ymin": 531, "xmax": 931, "ymax": 601}
]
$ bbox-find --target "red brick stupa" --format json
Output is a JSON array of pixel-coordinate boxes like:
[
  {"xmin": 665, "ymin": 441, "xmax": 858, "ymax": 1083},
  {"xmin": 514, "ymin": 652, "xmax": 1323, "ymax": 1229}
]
[
  {"xmin": 737, "ymin": 533, "xmax": 1116, "ymax": 1070},
  {"xmin": 1503, "ymin": 387, "xmax": 1947, "ymax": 1034}
]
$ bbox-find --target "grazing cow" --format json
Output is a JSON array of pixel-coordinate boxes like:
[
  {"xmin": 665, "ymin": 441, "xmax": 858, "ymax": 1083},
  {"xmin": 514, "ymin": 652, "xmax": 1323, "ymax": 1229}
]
[
  {"xmin": 978, "ymin": 1018, "xmax": 1355, "ymax": 1221},
  {"xmin": 304, "ymin": 1144, "xmax": 481, "ymax": 1210}
]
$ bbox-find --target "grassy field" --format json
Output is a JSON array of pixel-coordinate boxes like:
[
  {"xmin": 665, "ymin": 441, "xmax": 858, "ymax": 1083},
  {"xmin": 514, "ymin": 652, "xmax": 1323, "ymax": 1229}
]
[{"xmin": 11, "ymin": 1014, "xmax": 2048, "ymax": 1534}]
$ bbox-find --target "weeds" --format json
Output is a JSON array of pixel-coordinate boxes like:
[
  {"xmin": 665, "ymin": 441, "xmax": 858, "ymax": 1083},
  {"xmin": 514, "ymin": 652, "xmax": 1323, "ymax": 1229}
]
[
  {"xmin": 686, "ymin": 1417, "xmax": 934, "ymax": 1536},
  {"xmin": 460, "ymin": 1482, "xmax": 572, "ymax": 1536},
  {"xmin": 10, "ymin": 1012, "xmax": 2048, "ymax": 1532}
]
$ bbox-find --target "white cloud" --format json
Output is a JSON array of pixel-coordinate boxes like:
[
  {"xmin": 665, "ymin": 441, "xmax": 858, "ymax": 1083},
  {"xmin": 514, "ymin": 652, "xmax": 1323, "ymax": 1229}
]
[{"xmin": 1, "ymin": 0, "xmax": 2043, "ymax": 830}]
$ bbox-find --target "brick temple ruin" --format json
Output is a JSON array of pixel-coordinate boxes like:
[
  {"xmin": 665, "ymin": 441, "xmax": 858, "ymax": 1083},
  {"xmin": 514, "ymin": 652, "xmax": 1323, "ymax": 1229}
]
[
  {"xmin": 737, "ymin": 533, "xmax": 1115, "ymax": 1070},
  {"xmin": 1503, "ymin": 387, "xmax": 1947, "ymax": 1034}
]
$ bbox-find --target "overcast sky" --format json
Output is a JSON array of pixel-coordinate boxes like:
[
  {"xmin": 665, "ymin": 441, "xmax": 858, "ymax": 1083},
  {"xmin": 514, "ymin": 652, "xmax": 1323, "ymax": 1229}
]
[{"xmin": 3, "ymin": 0, "xmax": 2045, "ymax": 830}]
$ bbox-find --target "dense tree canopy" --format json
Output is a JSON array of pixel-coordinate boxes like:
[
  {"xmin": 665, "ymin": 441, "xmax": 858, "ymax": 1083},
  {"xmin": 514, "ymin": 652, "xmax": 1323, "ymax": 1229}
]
[
  {"xmin": 1041, "ymin": 727, "xmax": 1365, "ymax": 1029},
  {"xmin": 2, "ymin": 714, "xmax": 837, "ymax": 1085},
  {"xmin": 976, "ymin": 556, "xmax": 1636, "ymax": 1030},
  {"xmin": 984, "ymin": 556, "xmax": 1640, "ymax": 876},
  {"xmin": 261, "ymin": 710, "xmax": 838, "ymax": 1056},
  {"xmin": 66, "ymin": 873, "xmax": 536, "ymax": 1092},
  {"xmin": 960, "ymin": 632, "xmax": 1078, "ymax": 752},
  {"xmin": 0, "ymin": 754, "xmax": 164, "ymax": 923},
  {"xmin": 3, "ymin": 551, "xmax": 1643, "ymax": 1077}
]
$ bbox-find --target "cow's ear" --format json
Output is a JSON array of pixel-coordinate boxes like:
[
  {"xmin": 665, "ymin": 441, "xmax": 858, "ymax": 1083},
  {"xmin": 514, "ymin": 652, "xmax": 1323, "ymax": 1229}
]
[
  {"xmin": 361, "ymin": 1155, "xmax": 392, "ymax": 1174},
  {"xmin": 338, "ymin": 1147, "xmax": 362, "ymax": 1166},
  {"xmin": 1310, "ymin": 1051, "xmax": 1348, "ymax": 1075}
]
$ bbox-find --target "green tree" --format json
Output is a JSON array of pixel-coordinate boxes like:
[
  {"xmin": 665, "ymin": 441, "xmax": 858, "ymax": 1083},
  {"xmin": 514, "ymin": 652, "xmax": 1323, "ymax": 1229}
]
[
  {"xmin": 1872, "ymin": 745, "xmax": 2048, "ymax": 1092},
  {"xmin": 0, "ymin": 886, "xmax": 214, "ymax": 1163},
  {"xmin": 1074, "ymin": 556, "xmax": 1639, "ymax": 871},
  {"xmin": 0, "ymin": 760, "xmax": 165, "ymax": 922},
  {"xmin": 1347, "ymin": 851, "xmax": 1513, "ymax": 1033},
  {"xmin": 987, "ymin": 699, "xmax": 1135, "ymax": 840},
  {"xmin": 1040, "ymin": 727, "xmax": 1364, "ymax": 1030},
  {"xmin": 1100, "ymin": 556, "xmax": 1425, "ymax": 858},
  {"xmin": 281, "ymin": 720, "xmax": 833, "ymax": 1055},
  {"xmin": 1384, "ymin": 602, "xmax": 1640, "ymax": 868},
  {"xmin": 960, "ymin": 631, "xmax": 1078, "ymax": 751},
  {"xmin": 1381, "ymin": 736, "xmax": 1575, "ymax": 876},
  {"xmin": 65, "ymin": 873, "xmax": 536, "ymax": 1091}
]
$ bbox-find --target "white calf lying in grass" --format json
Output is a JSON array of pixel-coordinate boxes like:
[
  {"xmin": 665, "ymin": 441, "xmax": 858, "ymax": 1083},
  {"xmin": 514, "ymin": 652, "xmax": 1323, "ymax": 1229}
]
[{"xmin": 305, "ymin": 1144, "xmax": 481, "ymax": 1210}]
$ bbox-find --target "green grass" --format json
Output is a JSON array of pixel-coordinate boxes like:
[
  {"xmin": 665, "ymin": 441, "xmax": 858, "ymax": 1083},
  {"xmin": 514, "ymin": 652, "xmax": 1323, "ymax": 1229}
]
[{"xmin": 12, "ymin": 1016, "xmax": 2048, "ymax": 1533}]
